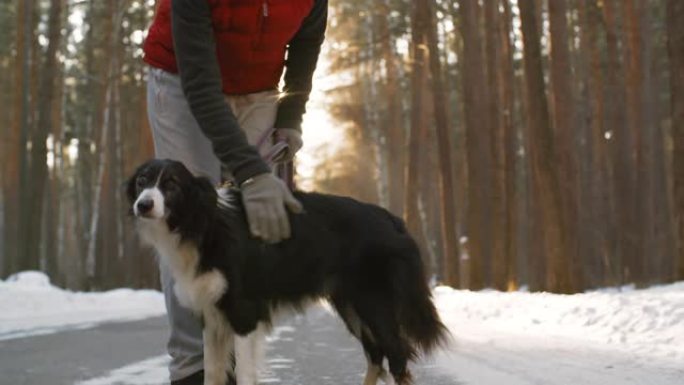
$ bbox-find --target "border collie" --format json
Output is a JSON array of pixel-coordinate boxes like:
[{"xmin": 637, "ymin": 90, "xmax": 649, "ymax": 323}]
[{"xmin": 127, "ymin": 159, "xmax": 448, "ymax": 385}]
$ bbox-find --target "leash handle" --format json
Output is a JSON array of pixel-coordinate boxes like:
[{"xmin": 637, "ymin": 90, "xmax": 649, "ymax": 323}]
[
  {"xmin": 254, "ymin": 127, "xmax": 296, "ymax": 190},
  {"xmin": 254, "ymin": 127, "xmax": 288, "ymax": 165},
  {"xmin": 263, "ymin": 141, "xmax": 289, "ymax": 164}
]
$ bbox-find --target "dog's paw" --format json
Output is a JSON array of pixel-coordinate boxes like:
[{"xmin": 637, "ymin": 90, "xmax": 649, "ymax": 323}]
[
  {"xmin": 380, "ymin": 369, "xmax": 396, "ymax": 385},
  {"xmin": 235, "ymin": 336, "xmax": 259, "ymax": 385},
  {"xmin": 226, "ymin": 374, "xmax": 237, "ymax": 385},
  {"xmin": 204, "ymin": 370, "xmax": 235, "ymax": 385}
]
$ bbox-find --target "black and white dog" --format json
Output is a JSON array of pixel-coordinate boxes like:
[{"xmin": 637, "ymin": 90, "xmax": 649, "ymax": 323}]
[{"xmin": 127, "ymin": 159, "xmax": 448, "ymax": 385}]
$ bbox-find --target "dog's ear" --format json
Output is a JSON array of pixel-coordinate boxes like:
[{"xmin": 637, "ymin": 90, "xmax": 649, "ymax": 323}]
[
  {"xmin": 193, "ymin": 175, "xmax": 218, "ymax": 208},
  {"xmin": 125, "ymin": 172, "xmax": 139, "ymax": 205},
  {"xmin": 176, "ymin": 176, "xmax": 218, "ymax": 238}
]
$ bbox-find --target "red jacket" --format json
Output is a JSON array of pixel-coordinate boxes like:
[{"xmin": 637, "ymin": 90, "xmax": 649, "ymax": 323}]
[{"xmin": 144, "ymin": 0, "xmax": 315, "ymax": 95}]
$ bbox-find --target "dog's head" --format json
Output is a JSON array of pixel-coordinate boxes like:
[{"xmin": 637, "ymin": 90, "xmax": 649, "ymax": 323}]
[{"xmin": 126, "ymin": 159, "xmax": 217, "ymax": 234}]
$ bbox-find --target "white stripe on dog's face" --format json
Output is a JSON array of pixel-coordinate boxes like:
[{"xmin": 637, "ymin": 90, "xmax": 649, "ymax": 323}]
[{"xmin": 134, "ymin": 187, "xmax": 165, "ymax": 219}]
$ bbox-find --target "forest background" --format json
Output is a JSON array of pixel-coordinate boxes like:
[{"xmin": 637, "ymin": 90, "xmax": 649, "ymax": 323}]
[{"xmin": 1, "ymin": 0, "xmax": 683, "ymax": 294}]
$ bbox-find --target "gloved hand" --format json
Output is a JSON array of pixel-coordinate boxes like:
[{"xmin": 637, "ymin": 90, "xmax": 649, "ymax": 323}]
[
  {"xmin": 273, "ymin": 128, "xmax": 303, "ymax": 162},
  {"xmin": 240, "ymin": 172, "xmax": 303, "ymax": 243}
]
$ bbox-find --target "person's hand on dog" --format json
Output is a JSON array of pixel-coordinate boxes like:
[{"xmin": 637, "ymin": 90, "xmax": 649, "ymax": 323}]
[
  {"xmin": 273, "ymin": 128, "xmax": 303, "ymax": 162},
  {"xmin": 241, "ymin": 172, "xmax": 303, "ymax": 243}
]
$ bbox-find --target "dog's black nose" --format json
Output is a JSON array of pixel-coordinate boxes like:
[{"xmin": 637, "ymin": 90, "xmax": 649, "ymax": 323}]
[{"xmin": 136, "ymin": 199, "xmax": 154, "ymax": 215}]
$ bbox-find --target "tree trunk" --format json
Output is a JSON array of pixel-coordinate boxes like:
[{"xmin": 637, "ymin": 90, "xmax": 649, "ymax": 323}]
[
  {"xmin": 500, "ymin": 0, "xmax": 518, "ymax": 290},
  {"xmin": 578, "ymin": 0, "xmax": 611, "ymax": 288},
  {"xmin": 485, "ymin": 0, "xmax": 507, "ymax": 291},
  {"xmin": 74, "ymin": 0, "xmax": 98, "ymax": 288},
  {"xmin": 86, "ymin": 2, "xmax": 127, "ymax": 287},
  {"xmin": 623, "ymin": 0, "xmax": 649, "ymax": 286},
  {"xmin": 519, "ymin": 0, "xmax": 571, "ymax": 293},
  {"xmin": 459, "ymin": 0, "xmax": 491, "ymax": 290},
  {"xmin": 3, "ymin": 0, "xmax": 28, "ymax": 275},
  {"xmin": 377, "ymin": 0, "xmax": 405, "ymax": 218},
  {"xmin": 603, "ymin": 0, "xmax": 633, "ymax": 285},
  {"xmin": 18, "ymin": 0, "xmax": 64, "ymax": 273},
  {"xmin": 45, "ymin": 0, "xmax": 68, "ymax": 286},
  {"xmin": 14, "ymin": 0, "xmax": 35, "ymax": 272},
  {"xmin": 668, "ymin": 0, "xmax": 684, "ymax": 280},
  {"xmin": 548, "ymin": 0, "xmax": 580, "ymax": 291},
  {"xmin": 650, "ymin": 1, "xmax": 675, "ymax": 284},
  {"xmin": 361, "ymin": 2, "xmax": 389, "ymax": 209},
  {"xmin": 424, "ymin": 0, "xmax": 459, "ymax": 287},
  {"xmin": 405, "ymin": 0, "xmax": 429, "ymax": 274}
]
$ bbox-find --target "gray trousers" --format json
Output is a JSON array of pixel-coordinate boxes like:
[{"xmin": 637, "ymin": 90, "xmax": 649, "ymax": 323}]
[{"xmin": 146, "ymin": 67, "xmax": 279, "ymax": 382}]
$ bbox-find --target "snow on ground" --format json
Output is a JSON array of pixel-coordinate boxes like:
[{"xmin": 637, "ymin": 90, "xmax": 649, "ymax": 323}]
[
  {"xmin": 432, "ymin": 283, "xmax": 684, "ymax": 384},
  {"xmin": 0, "ymin": 271, "xmax": 165, "ymax": 341}
]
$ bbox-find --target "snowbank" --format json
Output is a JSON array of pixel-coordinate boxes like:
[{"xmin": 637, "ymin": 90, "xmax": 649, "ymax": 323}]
[
  {"xmin": 0, "ymin": 271, "xmax": 165, "ymax": 341},
  {"xmin": 433, "ymin": 283, "xmax": 684, "ymax": 383}
]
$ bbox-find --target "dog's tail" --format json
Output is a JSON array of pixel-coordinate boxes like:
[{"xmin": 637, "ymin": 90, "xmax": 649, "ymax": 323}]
[{"xmin": 392, "ymin": 236, "xmax": 450, "ymax": 356}]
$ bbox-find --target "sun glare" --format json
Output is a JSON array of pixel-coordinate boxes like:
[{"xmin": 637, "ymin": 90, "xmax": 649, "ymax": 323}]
[{"xmin": 296, "ymin": 55, "xmax": 346, "ymax": 191}]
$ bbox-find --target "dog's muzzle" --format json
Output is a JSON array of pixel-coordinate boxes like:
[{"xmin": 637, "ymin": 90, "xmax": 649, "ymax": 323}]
[
  {"xmin": 134, "ymin": 188, "xmax": 165, "ymax": 219},
  {"xmin": 136, "ymin": 199, "xmax": 154, "ymax": 216}
]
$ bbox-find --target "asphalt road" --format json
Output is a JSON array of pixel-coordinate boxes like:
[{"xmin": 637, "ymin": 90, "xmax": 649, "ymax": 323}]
[
  {"xmin": 0, "ymin": 307, "xmax": 458, "ymax": 385},
  {"xmin": 0, "ymin": 317, "xmax": 168, "ymax": 385},
  {"xmin": 263, "ymin": 306, "xmax": 458, "ymax": 385}
]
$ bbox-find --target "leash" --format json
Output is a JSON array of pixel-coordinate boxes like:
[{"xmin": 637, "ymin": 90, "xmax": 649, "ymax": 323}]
[
  {"xmin": 255, "ymin": 127, "xmax": 289, "ymax": 165},
  {"xmin": 254, "ymin": 127, "xmax": 296, "ymax": 191}
]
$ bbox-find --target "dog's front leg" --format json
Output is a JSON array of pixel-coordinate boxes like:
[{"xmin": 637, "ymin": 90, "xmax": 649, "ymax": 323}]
[
  {"xmin": 203, "ymin": 308, "xmax": 235, "ymax": 385},
  {"xmin": 235, "ymin": 323, "xmax": 267, "ymax": 385}
]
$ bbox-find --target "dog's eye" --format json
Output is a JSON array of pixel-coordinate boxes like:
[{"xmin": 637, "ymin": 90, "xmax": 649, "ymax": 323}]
[
  {"xmin": 136, "ymin": 176, "xmax": 148, "ymax": 187},
  {"xmin": 163, "ymin": 179, "xmax": 178, "ymax": 190}
]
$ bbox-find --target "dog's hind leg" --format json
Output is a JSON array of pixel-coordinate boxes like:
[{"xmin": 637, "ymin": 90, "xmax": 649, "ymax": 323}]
[
  {"xmin": 352, "ymin": 296, "xmax": 414, "ymax": 385},
  {"xmin": 361, "ymin": 332, "xmax": 388, "ymax": 385},
  {"xmin": 376, "ymin": 323, "xmax": 413, "ymax": 385},
  {"xmin": 380, "ymin": 332, "xmax": 413, "ymax": 385},
  {"xmin": 203, "ymin": 308, "xmax": 236, "ymax": 385},
  {"xmin": 330, "ymin": 297, "xmax": 387, "ymax": 385},
  {"xmin": 363, "ymin": 360, "xmax": 385, "ymax": 385}
]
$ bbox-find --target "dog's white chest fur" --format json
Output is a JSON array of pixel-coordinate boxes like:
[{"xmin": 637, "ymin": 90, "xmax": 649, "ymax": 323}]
[{"xmin": 138, "ymin": 220, "xmax": 227, "ymax": 313}]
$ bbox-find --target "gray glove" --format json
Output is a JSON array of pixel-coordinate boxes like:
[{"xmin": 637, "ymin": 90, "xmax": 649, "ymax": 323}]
[
  {"xmin": 273, "ymin": 128, "xmax": 303, "ymax": 162},
  {"xmin": 241, "ymin": 173, "xmax": 303, "ymax": 243}
]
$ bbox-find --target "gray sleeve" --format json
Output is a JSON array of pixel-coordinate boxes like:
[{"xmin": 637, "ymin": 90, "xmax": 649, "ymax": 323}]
[
  {"xmin": 274, "ymin": 0, "xmax": 328, "ymax": 131},
  {"xmin": 170, "ymin": 0, "xmax": 270, "ymax": 185}
]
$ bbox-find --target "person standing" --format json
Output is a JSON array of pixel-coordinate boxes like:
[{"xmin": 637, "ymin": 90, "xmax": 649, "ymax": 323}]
[{"xmin": 142, "ymin": 0, "xmax": 327, "ymax": 383}]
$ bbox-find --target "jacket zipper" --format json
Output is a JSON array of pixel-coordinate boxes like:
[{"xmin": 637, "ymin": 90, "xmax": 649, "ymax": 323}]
[{"xmin": 256, "ymin": 0, "xmax": 269, "ymax": 48}]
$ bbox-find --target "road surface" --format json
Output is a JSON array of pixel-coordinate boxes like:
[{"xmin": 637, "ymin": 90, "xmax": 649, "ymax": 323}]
[{"xmin": 0, "ymin": 306, "xmax": 458, "ymax": 385}]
